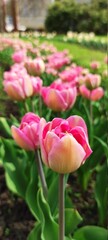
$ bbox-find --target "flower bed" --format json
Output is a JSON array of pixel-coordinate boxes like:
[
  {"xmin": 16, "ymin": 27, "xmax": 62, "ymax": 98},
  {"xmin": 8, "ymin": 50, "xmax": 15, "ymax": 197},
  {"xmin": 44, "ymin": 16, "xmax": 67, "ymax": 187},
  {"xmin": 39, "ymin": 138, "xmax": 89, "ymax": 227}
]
[{"xmin": 0, "ymin": 35, "xmax": 107, "ymax": 240}]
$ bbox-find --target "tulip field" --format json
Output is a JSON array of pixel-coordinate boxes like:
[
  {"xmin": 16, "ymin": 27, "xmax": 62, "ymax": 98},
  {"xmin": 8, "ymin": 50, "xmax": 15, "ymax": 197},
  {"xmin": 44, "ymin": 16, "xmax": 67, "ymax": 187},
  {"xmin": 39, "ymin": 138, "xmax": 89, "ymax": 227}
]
[{"xmin": 0, "ymin": 33, "xmax": 108, "ymax": 240}]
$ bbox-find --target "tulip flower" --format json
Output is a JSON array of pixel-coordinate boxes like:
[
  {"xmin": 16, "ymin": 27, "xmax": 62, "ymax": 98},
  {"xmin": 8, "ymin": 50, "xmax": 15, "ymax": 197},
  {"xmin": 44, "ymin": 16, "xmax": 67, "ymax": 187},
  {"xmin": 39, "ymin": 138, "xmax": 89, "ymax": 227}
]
[
  {"xmin": 84, "ymin": 74, "xmax": 101, "ymax": 89},
  {"xmin": 24, "ymin": 58, "xmax": 45, "ymax": 76},
  {"xmin": 30, "ymin": 76, "xmax": 43, "ymax": 95},
  {"xmin": 3, "ymin": 74, "xmax": 33, "ymax": 101},
  {"xmin": 47, "ymin": 52, "xmax": 70, "ymax": 70},
  {"xmin": 11, "ymin": 113, "xmax": 40, "ymax": 150},
  {"xmin": 90, "ymin": 61, "xmax": 100, "ymax": 70},
  {"xmin": 41, "ymin": 80, "xmax": 77, "ymax": 112},
  {"xmin": 39, "ymin": 116, "xmax": 92, "ymax": 174},
  {"xmin": 12, "ymin": 50, "xmax": 26, "ymax": 63},
  {"xmin": 79, "ymin": 85, "xmax": 104, "ymax": 101}
]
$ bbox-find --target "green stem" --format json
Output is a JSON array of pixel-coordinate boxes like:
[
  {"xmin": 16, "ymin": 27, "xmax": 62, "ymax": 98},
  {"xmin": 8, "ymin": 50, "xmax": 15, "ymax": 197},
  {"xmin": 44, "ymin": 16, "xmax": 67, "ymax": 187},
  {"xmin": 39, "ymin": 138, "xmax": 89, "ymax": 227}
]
[
  {"xmin": 90, "ymin": 100, "xmax": 93, "ymax": 124},
  {"xmin": 31, "ymin": 96, "xmax": 35, "ymax": 113},
  {"xmin": 59, "ymin": 174, "xmax": 65, "ymax": 240},
  {"xmin": 35, "ymin": 149, "xmax": 48, "ymax": 199},
  {"xmin": 24, "ymin": 100, "xmax": 29, "ymax": 112},
  {"xmin": 90, "ymin": 99, "xmax": 93, "ymax": 146},
  {"xmin": 39, "ymin": 95, "xmax": 42, "ymax": 117}
]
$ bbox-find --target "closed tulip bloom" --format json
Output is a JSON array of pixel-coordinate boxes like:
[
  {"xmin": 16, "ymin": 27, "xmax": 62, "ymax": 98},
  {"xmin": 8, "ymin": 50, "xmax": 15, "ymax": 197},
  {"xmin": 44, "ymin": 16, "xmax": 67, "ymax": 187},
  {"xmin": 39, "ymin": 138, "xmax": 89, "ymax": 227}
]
[
  {"xmin": 59, "ymin": 66, "xmax": 82, "ymax": 84},
  {"xmin": 12, "ymin": 50, "xmax": 26, "ymax": 63},
  {"xmin": 25, "ymin": 58, "xmax": 45, "ymax": 76},
  {"xmin": 79, "ymin": 85, "xmax": 104, "ymax": 101},
  {"xmin": 90, "ymin": 61, "xmax": 100, "ymax": 70},
  {"xmin": 30, "ymin": 76, "xmax": 43, "ymax": 95},
  {"xmin": 90, "ymin": 87, "xmax": 104, "ymax": 101},
  {"xmin": 11, "ymin": 113, "xmax": 41, "ymax": 150},
  {"xmin": 41, "ymin": 80, "xmax": 77, "ymax": 112},
  {"xmin": 3, "ymin": 75, "xmax": 33, "ymax": 101},
  {"xmin": 39, "ymin": 116, "xmax": 92, "ymax": 174},
  {"xmin": 85, "ymin": 74, "xmax": 101, "ymax": 89}
]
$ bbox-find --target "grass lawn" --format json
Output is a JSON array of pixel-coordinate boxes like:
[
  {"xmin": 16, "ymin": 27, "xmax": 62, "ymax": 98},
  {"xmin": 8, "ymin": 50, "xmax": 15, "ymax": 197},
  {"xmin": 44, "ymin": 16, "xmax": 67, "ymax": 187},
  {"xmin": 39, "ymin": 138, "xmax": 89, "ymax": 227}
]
[{"xmin": 38, "ymin": 37, "xmax": 106, "ymax": 68}]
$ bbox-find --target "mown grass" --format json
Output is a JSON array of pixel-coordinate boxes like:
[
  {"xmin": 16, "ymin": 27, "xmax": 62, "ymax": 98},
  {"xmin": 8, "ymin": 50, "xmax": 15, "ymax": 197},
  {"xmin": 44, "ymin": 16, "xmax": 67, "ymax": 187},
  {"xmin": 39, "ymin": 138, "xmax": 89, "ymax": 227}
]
[{"xmin": 38, "ymin": 37, "xmax": 106, "ymax": 68}]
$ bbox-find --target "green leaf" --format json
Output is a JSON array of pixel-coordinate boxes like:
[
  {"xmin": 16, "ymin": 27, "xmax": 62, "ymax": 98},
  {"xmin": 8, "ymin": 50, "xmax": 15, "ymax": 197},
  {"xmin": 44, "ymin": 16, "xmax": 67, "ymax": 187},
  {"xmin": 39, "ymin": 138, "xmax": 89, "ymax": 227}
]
[
  {"xmin": 48, "ymin": 173, "xmax": 59, "ymax": 215},
  {"xmin": 0, "ymin": 117, "xmax": 11, "ymax": 138},
  {"xmin": 65, "ymin": 208, "xmax": 83, "ymax": 235},
  {"xmin": 0, "ymin": 139, "xmax": 5, "ymax": 165},
  {"xmin": 74, "ymin": 226, "xmax": 108, "ymax": 240},
  {"xmin": 37, "ymin": 189, "xmax": 58, "ymax": 240},
  {"xmin": 26, "ymin": 160, "xmax": 41, "ymax": 221},
  {"xmin": 94, "ymin": 163, "xmax": 108, "ymax": 225},
  {"xmin": 94, "ymin": 136, "xmax": 108, "ymax": 160},
  {"xmin": 27, "ymin": 223, "xmax": 41, "ymax": 240},
  {"xmin": 2, "ymin": 139, "xmax": 30, "ymax": 198}
]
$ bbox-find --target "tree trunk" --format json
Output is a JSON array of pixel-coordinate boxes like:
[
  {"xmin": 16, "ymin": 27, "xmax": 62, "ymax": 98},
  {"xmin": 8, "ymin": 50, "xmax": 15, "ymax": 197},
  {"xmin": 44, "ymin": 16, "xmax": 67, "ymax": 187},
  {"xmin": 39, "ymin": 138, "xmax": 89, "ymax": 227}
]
[{"xmin": 11, "ymin": 0, "xmax": 18, "ymax": 31}]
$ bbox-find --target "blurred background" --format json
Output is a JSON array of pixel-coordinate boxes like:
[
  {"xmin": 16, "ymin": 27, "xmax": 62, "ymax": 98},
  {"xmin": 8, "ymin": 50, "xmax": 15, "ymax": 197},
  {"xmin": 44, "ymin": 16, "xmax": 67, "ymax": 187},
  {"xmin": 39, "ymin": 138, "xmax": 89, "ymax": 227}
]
[{"xmin": 0, "ymin": 0, "xmax": 107, "ymax": 35}]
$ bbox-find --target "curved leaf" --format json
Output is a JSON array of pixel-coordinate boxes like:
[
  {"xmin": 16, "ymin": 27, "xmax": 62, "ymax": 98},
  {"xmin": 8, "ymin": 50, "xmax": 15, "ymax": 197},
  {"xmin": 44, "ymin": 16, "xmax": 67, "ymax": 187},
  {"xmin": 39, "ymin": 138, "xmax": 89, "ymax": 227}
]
[{"xmin": 74, "ymin": 226, "xmax": 108, "ymax": 240}]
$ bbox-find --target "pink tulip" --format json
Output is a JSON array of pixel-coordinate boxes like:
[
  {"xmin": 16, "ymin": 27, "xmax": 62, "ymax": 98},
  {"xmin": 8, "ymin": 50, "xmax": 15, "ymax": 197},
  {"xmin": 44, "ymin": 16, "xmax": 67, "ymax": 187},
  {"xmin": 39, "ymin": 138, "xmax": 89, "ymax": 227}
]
[
  {"xmin": 90, "ymin": 61, "xmax": 100, "ymax": 70},
  {"xmin": 30, "ymin": 76, "xmax": 43, "ymax": 95},
  {"xmin": 12, "ymin": 50, "xmax": 26, "ymax": 63},
  {"xmin": 90, "ymin": 87, "xmax": 104, "ymax": 101},
  {"xmin": 11, "ymin": 113, "xmax": 41, "ymax": 150},
  {"xmin": 85, "ymin": 74, "xmax": 101, "ymax": 89},
  {"xmin": 39, "ymin": 116, "xmax": 92, "ymax": 173},
  {"xmin": 24, "ymin": 58, "xmax": 45, "ymax": 76},
  {"xmin": 3, "ymin": 74, "xmax": 33, "ymax": 101},
  {"xmin": 79, "ymin": 85, "xmax": 104, "ymax": 101},
  {"xmin": 59, "ymin": 69, "xmax": 78, "ymax": 85},
  {"xmin": 41, "ymin": 80, "xmax": 77, "ymax": 112},
  {"xmin": 47, "ymin": 52, "xmax": 70, "ymax": 70}
]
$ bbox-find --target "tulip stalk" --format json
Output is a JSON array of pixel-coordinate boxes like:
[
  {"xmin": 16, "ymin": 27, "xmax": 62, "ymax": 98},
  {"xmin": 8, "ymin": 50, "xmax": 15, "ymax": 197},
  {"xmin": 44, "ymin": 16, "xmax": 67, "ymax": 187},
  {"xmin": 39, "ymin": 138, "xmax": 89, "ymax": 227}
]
[
  {"xmin": 90, "ymin": 99, "xmax": 94, "ymax": 146},
  {"xmin": 35, "ymin": 149, "xmax": 48, "ymax": 199},
  {"xmin": 59, "ymin": 173, "xmax": 65, "ymax": 240},
  {"xmin": 24, "ymin": 100, "xmax": 29, "ymax": 112}
]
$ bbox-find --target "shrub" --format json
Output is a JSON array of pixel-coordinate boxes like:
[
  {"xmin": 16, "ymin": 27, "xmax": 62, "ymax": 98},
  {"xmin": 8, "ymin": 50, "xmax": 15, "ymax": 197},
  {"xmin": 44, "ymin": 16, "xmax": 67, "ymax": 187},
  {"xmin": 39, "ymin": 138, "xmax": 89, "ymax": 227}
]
[{"xmin": 45, "ymin": 0, "xmax": 107, "ymax": 35}]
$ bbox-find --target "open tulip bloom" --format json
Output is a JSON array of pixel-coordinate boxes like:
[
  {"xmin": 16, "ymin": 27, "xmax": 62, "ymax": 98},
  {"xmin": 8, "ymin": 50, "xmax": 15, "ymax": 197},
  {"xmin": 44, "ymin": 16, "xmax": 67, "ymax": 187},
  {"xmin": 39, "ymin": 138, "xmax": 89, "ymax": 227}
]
[
  {"xmin": 39, "ymin": 115, "xmax": 92, "ymax": 240},
  {"xmin": 39, "ymin": 115, "xmax": 92, "ymax": 174}
]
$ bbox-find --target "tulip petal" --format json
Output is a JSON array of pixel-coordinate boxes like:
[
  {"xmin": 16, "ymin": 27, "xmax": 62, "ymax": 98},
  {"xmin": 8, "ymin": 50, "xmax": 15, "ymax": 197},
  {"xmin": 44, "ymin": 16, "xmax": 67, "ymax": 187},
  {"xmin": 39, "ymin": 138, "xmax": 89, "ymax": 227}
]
[
  {"xmin": 11, "ymin": 126, "xmax": 34, "ymax": 150},
  {"xmin": 44, "ymin": 131, "xmax": 60, "ymax": 157},
  {"xmin": 23, "ymin": 76, "xmax": 33, "ymax": 97},
  {"xmin": 90, "ymin": 87, "xmax": 104, "ymax": 101},
  {"xmin": 45, "ymin": 89, "xmax": 67, "ymax": 111},
  {"xmin": 71, "ymin": 126, "xmax": 92, "ymax": 161},
  {"xmin": 5, "ymin": 83, "xmax": 25, "ymax": 100},
  {"xmin": 67, "ymin": 115, "xmax": 88, "ymax": 136},
  {"xmin": 48, "ymin": 134, "xmax": 86, "ymax": 174},
  {"xmin": 39, "ymin": 118, "xmax": 48, "ymax": 165}
]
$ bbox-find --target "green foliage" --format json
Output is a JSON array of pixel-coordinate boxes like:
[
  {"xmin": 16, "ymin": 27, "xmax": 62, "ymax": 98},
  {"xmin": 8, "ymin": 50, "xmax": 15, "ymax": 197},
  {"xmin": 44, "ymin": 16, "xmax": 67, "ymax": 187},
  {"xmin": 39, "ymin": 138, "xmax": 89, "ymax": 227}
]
[
  {"xmin": 95, "ymin": 163, "xmax": 108, "ymax": 225},
  {"xmin": 0, "ymin": 47, "xmax": 13, "ymax": 70},
  {"xmin": 45, "ymin": 0, "xmax": 107, "ymax": 35},
  {"xmin": 74, "ymin": 226, "xmax": 108, "ymax": 240},
  {"xmin": 2, "ymin": 138, "xmax": 32, "ymax": 198},
  {"xmin": 65, "ymin": 208, "xmax": 83, "ymax": 235}
]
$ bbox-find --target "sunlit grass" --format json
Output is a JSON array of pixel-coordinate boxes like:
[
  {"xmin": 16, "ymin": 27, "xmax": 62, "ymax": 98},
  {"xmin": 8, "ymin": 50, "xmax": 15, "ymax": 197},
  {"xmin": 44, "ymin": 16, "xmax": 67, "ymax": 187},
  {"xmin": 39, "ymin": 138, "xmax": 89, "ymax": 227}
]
[{"xmin": 38, "ymin": 37, "xmax": 106, "ymax": 68}]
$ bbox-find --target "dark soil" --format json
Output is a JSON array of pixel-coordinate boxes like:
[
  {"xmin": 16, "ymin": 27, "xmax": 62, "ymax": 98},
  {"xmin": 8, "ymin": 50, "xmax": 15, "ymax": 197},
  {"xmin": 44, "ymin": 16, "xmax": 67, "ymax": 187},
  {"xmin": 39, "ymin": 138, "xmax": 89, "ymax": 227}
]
[
  {"xmin": 0, "ymin": 167, "xmax": 35, "ymax": 240},
  {"xmin": 68, "ymin": 172, "xmax": 99, "ymax": 227},
  {"xmin": 0, "ymin": 164, "xmax": 100, "ymax": 240}
]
